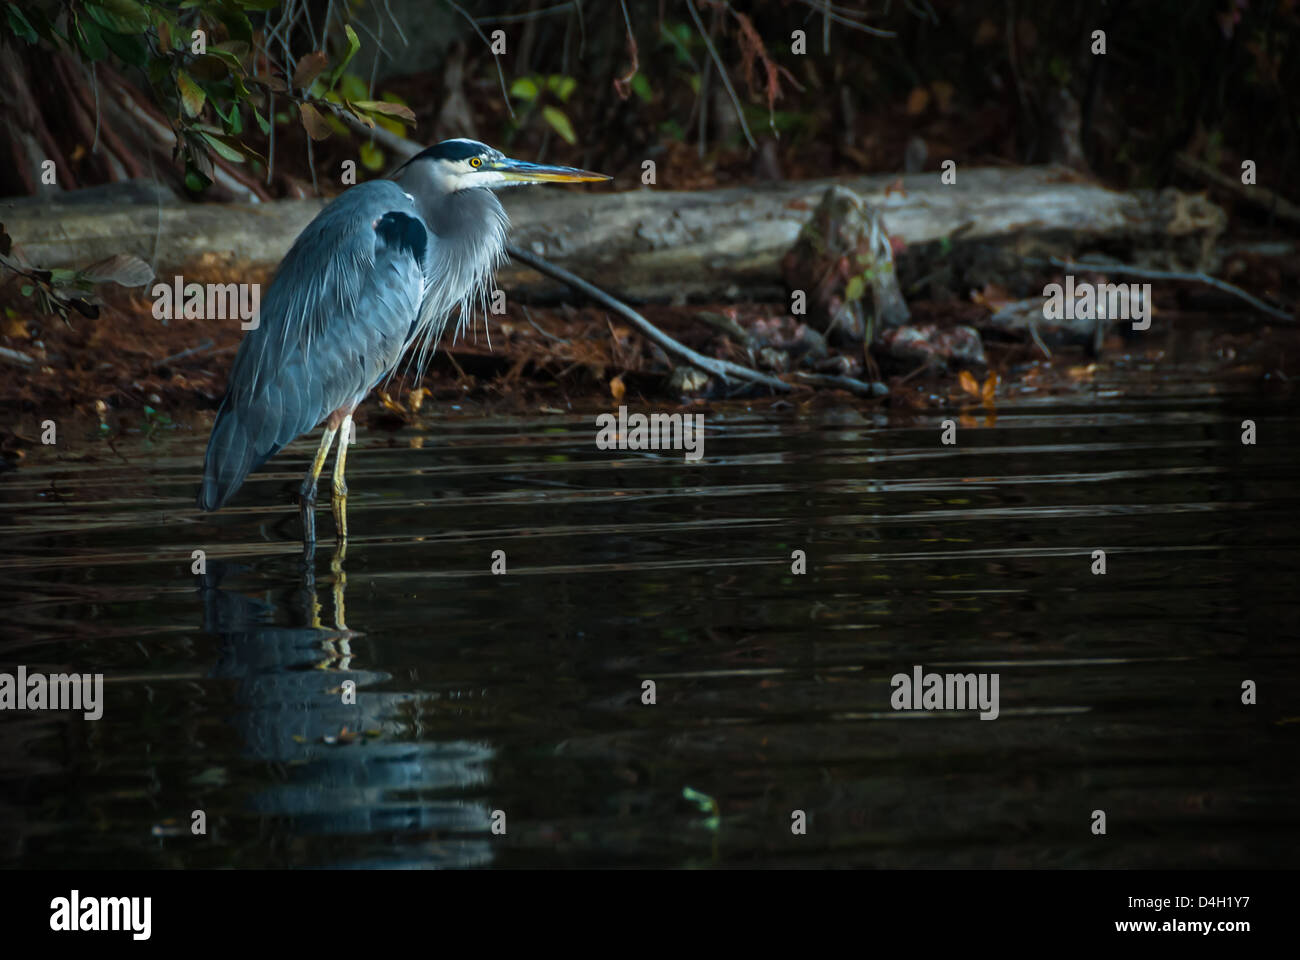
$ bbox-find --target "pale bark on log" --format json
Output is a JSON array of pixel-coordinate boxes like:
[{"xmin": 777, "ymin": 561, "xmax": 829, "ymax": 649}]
[{"xmin": 1, "ymin": 166, "xmax": 1225, "ymax": 301}]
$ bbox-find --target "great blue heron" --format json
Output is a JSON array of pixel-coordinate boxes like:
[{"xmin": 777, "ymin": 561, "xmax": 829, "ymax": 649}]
[{"xmin": 198, "ymin": 139, "xmax": 609, "ymax": 543}]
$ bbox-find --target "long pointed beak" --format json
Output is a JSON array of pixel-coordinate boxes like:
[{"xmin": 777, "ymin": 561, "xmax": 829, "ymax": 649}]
[{"xmin": 491, "ymin": 157, "xmax": 611, "ymax": 184}]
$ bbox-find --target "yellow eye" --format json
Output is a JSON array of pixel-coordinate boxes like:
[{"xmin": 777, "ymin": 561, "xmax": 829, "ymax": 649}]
[{"xmin": 469, "ymin": 157, "xmax": 482, "ymax": 168}]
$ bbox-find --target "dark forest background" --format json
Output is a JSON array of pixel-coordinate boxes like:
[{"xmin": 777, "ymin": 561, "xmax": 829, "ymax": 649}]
[{"xmin": 2, "ymin": 0, "xmax": 1296, "ymax": 213}]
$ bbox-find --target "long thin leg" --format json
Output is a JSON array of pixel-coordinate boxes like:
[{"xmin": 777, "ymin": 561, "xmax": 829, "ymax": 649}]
[
  {"xmin": 300, "ymin": 425, "xmax": 339, "ymax": 545},
  {"xmin": 331, "ymin": 413, "xmax": 353, "ymax": 542}
]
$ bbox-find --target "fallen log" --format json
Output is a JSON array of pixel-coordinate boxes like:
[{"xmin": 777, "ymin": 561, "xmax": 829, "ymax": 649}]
[{"xmin": 1, "ymin": 166, "xmax": 1225, "ymax": 302}]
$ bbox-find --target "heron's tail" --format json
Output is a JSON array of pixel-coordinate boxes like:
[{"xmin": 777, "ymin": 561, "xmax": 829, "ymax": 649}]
[{"xmin": 199, "ymin": 404, "xmax": 261, "ymax": 511}]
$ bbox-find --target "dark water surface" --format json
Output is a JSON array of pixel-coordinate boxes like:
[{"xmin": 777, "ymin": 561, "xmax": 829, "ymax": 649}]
[{"xmin": 2, "ymin": 358, "xmax": 1297, "ymax": 868}]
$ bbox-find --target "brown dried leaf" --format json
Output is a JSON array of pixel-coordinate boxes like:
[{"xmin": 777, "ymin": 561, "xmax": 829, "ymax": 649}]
[
  {"xmin": 352, "ymin": 100, "xmax": 416, "ymax": 123},
  {"xmin": 298, "ymin": 102, "xmax": 332, "ymax": 141},
  {"xmin": 293, "ymin": 51, "xmax": 329, "ymax": 90}
]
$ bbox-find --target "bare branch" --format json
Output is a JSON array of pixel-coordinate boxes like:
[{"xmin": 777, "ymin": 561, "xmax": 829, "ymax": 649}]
[{"xmin": 685, "ymin": 0, "xmax": 756, "ymax": 150}]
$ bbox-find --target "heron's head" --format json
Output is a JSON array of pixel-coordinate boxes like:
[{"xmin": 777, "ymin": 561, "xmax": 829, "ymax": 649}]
[{"xmin": 394, "ymin": 138, "xmax": 610, "ymax": 195}]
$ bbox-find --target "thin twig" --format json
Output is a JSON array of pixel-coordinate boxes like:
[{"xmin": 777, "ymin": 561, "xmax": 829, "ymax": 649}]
[
  {"xmin": 793, "ymin": 371, "xmax": 888, "ymax": 396},
  {"xmin": 477, "ymin": 1, "xmax": 575, "ymax": 24},
  {"xmin": 506, "ymin": 244, "xmax": 790, "ymax": 392},
  {"xmin": 522, "ymin": 305, "xmax": 570, "ymax": 344},
  {"xmin": 444, "ymin": 0, "xmax": 516, "ymax": 121},
  {"xmin": 382, "ymin": 0, "xmax": 408, "ymax": 46},
  {"xmin": 685, "ymin": 0, "xmax": 757, "ymax": 150}
]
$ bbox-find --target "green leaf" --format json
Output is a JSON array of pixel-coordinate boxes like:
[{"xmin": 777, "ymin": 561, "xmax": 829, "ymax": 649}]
[
  {"xmin": 510, "ymin": 77, "xmax": 538, "ymax": 101},
  {"xmin": 177, "ymin": 71, "xmax": 206, "ymax": 118},
  {"xmin": 102, "ymin": 28, "xmax": 148, "ymax": 68},
  {"xmin": 197, "ymin": 130, "xmax": 246, "ymax": 163},
  {"xmin": 337, "ymin": 71, "xmax": 368, "ymax": 102},
  {"xmin": 631, "ymin": 73, "xmax": 652, "ymax": 103},
  {"xmin": 252, "ymin": 105, "xmax": 271, "ymax": 134},
  {"xmin": 359, "ymin": 141, "xmax": 384, "ymax": 171},
  {"xmin": 20, "ymin": 284, "xmax": 33, "ymax": 297},
  {"xmin": 845, "ymin": 274, "xmax": 866, "ymax": 302},
  {"xmin": 658, "ymin": 119, "xmax": 685, "ymax": 141},
  {"xmin": 76, "ymin": 16, "xmax": 109, "ymax": 61},
  {"xmin": 5, "ymin": 3, "xmax": 37, "ymax": 43},
  {"xmin": 84, "ymin": 0, "xmax": 151, "ymax": 34},
  {"xmin": 541, "ymin": 106, "xmax": 576, "ymax": 144},
  {"xmin": 352, "ymin": 100, "xmax": 415, "ymax": 123},
  {"xmin": 215, "ymin": 8, "xmax": 252, "ymax": 44},
  {"xmin": 327, "ymin": 24, "xmax": 360, "ymax": 90},
  {"xmin": 205, "ymin": 47, "xmax": 246, "ymax": 72},
  {"xmin": 546, "ymin": 74, "xmax": 576, "ymax": 102}
]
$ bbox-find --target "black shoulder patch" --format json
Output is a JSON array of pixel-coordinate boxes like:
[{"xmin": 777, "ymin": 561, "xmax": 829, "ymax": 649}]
[{"xmin": 372, "ymin": 211, "xmax": 427, "ymax": 265}]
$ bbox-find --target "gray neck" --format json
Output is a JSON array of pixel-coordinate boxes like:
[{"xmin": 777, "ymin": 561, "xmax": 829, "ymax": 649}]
[{"xmin": 390, "ymin": 163, "xmax": 508, "ymax": 242}]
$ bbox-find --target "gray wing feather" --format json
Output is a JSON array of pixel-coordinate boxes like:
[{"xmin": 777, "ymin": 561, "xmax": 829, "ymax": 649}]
[{"xmin": 199, "ymin": 181, "xmax": 428, "ymax": 510}]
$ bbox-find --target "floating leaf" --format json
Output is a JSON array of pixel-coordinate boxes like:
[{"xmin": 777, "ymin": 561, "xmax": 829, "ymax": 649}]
[
  {"xmin": 541, "ymin": 106, "xmax": 576, "ymax": 144},
  {"xmin": 957, "ymin": 369, "xmax": 981, "ymax": 397}
]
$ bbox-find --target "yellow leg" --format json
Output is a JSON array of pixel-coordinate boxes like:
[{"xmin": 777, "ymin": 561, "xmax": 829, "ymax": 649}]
[
  {"xmin": 300, "ymin": 425, "xmax": 339, "ymax": 545},
  {"xmin": 331, "ymin": 414, "xmax": 352, "ymax": 541}
]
